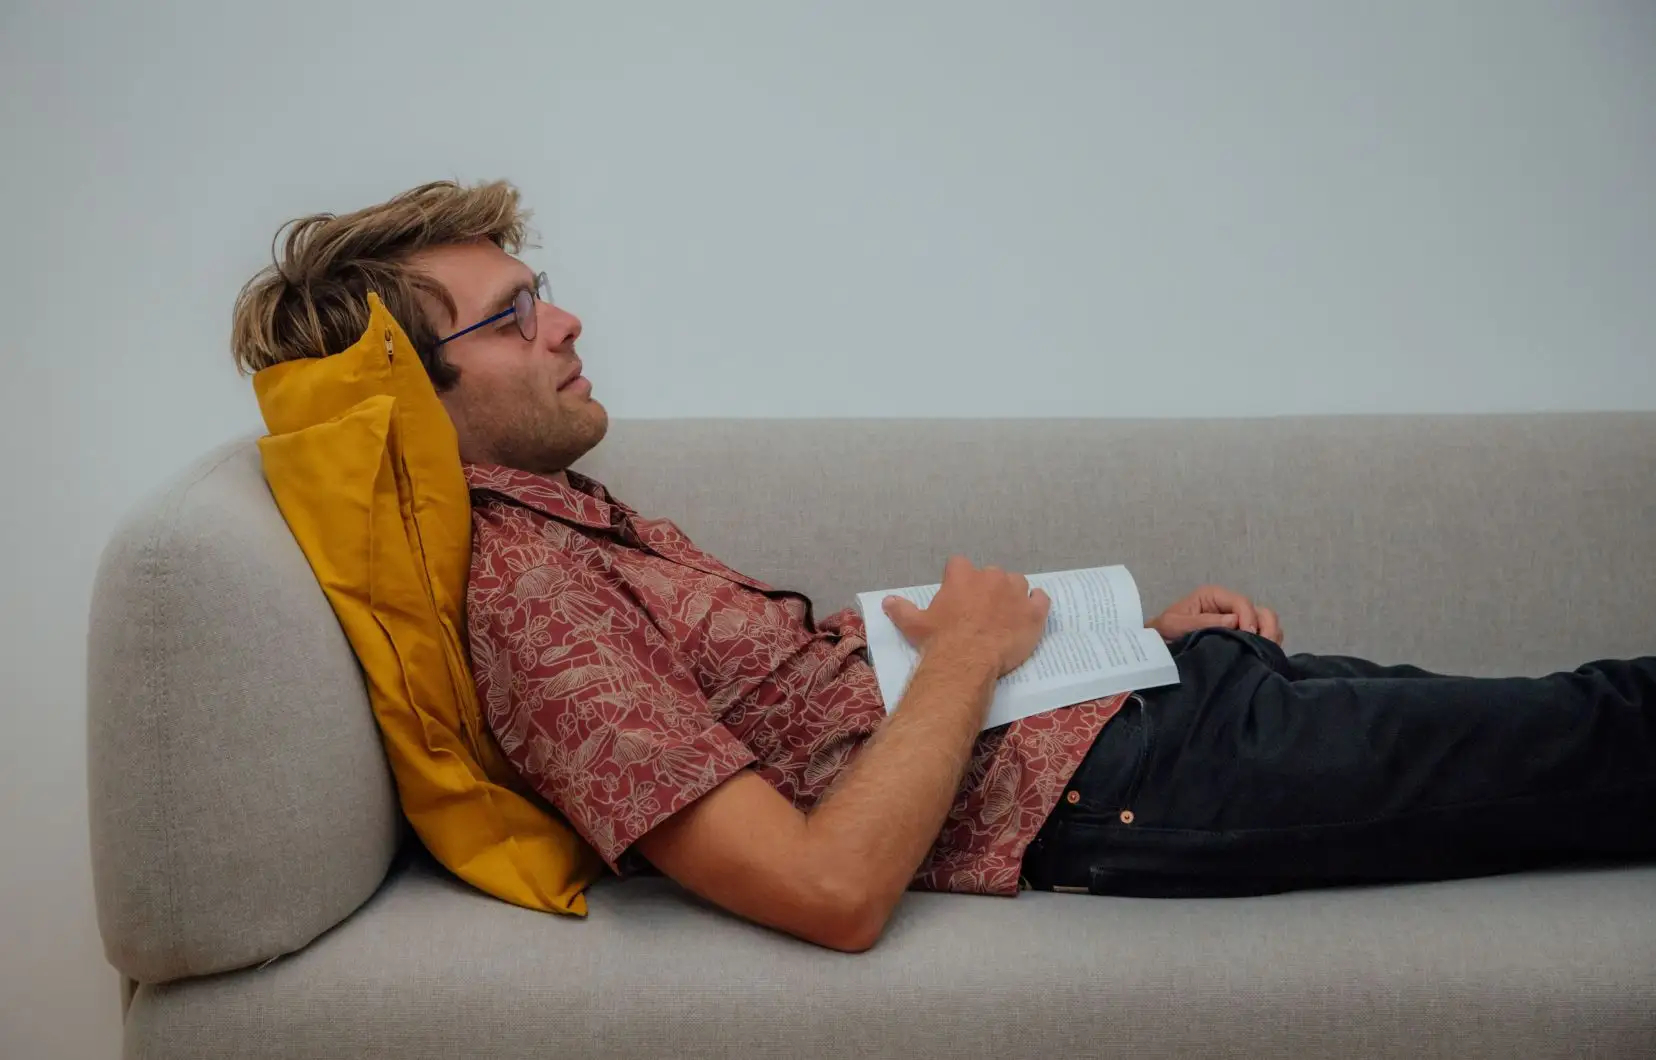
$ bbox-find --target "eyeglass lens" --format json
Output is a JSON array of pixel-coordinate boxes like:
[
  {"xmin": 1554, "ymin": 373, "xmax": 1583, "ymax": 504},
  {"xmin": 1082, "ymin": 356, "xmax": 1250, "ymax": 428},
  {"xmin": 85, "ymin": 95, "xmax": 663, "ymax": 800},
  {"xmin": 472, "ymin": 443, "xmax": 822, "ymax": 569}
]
[
  {"xmin": 513, "ymin": 288, "xmax": 536, "ymax": 343},
  {"xmin": 513, "ymin": 273, "xmax": 553, "ymax": 343}
]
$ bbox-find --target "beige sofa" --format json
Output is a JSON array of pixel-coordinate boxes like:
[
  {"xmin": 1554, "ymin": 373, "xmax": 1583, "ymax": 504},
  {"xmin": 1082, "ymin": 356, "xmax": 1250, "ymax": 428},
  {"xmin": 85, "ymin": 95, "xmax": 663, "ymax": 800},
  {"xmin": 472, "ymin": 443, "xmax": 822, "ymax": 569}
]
[{"xmin": 88, "ymin": 415, "xmax": 1656, "ymax": 1059}]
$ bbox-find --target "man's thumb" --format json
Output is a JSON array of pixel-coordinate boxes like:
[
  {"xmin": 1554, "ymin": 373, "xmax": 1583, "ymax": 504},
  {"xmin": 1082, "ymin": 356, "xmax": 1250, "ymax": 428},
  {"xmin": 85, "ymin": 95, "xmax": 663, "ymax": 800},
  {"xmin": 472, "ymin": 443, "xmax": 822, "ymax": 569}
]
[{"xmin": 882, "ymin": 595, "xmax": 921, "ymax": 630}]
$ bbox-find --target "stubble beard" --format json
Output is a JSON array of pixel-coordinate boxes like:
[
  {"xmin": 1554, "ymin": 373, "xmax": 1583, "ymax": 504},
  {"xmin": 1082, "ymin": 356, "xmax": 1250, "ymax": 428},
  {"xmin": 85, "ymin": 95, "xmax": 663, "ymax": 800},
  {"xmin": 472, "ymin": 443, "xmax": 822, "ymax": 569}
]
[{"xmin": 491, "ymin": 391, "xmax": 607, "ymax": 476}]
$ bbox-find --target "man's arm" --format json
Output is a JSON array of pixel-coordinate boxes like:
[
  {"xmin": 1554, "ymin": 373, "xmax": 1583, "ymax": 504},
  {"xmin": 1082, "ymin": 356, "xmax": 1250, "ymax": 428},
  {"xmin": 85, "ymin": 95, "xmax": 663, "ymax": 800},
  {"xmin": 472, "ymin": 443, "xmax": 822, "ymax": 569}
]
[{"xmin": 636, "ymin": 557, "xmax": 1048, "ymax": 952}]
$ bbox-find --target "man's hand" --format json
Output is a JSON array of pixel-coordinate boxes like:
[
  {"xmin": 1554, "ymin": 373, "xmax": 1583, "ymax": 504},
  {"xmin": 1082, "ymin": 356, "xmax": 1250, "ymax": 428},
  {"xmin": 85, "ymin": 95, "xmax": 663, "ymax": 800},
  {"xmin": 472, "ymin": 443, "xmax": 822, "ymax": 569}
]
[
  {"xmin": 640, "ymin": 556, "xmax": 1039, "ymax": 953},
  {"xmin": 883, "ymin": 556, "xmax": 1052, "ymax": 677},
  {"xmin": 1149, "ymin": 584, "xmax": 1283, "ymax": 644}
]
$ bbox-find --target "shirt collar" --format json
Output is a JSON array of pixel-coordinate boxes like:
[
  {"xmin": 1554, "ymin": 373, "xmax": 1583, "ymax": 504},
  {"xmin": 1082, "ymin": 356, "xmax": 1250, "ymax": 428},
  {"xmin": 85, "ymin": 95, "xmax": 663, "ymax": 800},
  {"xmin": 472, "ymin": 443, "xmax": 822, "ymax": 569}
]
[{"xmin": 463, "ymin": 462, "xmax": 631, "ymax": 531}]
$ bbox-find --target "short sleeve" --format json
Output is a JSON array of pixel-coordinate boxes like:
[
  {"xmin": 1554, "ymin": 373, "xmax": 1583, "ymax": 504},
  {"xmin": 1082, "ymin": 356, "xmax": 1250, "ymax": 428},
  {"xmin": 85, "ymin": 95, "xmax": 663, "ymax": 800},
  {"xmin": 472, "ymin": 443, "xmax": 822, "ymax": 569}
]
[{"xmin": 467, "ymin": 515, "xmax": 756, "ymax": 869}]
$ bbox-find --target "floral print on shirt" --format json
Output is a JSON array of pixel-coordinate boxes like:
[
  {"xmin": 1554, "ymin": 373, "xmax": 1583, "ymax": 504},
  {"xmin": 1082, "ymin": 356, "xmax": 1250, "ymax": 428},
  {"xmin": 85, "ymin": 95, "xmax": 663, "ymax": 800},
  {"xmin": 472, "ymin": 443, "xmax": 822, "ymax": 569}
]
[{"xmin": 464, "ymin": 464, "xmax": 1125, "ymax": 895}]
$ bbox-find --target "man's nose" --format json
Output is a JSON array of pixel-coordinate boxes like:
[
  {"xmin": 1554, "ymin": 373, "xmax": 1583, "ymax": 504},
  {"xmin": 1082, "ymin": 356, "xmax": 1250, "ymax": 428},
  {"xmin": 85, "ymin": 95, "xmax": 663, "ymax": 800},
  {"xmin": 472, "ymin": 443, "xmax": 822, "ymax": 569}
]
[{"xmin": 539, "ymin": 302, "xmax": 582, "ymax": 349}]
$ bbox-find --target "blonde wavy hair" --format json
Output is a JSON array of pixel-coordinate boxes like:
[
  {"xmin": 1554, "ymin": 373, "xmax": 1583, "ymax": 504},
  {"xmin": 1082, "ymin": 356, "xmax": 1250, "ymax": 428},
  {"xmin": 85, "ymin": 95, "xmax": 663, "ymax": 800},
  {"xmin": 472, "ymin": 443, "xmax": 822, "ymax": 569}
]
[{"xmin": 230, "ymin": 179, "xmax": 530, "ymax": 388}]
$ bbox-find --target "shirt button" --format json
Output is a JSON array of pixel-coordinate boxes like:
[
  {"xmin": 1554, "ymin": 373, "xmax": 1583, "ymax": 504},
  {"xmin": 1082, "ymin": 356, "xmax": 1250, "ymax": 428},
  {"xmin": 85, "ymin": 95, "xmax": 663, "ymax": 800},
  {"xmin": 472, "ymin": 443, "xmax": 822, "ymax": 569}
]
[
  {"xmin": 1119, "ymin": 810, "xmax": 1135, "ymax": 824},
  {"xmin": 1065, "ymin": 790, "xmax": 1081, "ymax": 805}
]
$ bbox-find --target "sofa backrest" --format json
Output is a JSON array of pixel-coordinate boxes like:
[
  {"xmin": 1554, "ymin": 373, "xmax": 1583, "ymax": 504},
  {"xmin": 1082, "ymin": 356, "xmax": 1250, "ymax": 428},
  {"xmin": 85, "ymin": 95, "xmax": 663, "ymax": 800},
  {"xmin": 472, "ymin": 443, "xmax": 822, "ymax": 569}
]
[
  {"xmin": 578, "ymin": 414, "xmax": 1656, "ymax": 678},
  {"xmin": 88, "ymin": 413, "xmax": 1656, "ymax": 983}
]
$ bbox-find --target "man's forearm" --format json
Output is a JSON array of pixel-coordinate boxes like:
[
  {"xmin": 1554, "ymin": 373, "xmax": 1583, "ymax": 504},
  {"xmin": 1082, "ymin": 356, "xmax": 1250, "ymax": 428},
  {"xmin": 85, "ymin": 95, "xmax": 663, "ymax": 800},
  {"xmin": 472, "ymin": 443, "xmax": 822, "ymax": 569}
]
[{"xmin": 801, "ymin": 636, "xmax": 999, "ymax": 944}]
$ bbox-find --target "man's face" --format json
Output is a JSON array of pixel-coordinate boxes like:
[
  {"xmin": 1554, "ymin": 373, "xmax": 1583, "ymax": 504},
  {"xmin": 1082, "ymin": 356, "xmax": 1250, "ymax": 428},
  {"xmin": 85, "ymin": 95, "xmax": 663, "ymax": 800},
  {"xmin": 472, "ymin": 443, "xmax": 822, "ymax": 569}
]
[{"xmin": 412, "ymin": 240, "xmax": 607, "ymax": 475}]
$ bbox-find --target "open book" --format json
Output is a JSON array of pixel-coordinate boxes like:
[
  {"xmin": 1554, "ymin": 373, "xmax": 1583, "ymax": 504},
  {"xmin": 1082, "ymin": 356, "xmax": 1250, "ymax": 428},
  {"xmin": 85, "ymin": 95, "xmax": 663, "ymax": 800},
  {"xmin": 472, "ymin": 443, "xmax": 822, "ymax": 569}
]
[{"xmin": 855, "ymin": 565, "xmax": 1180, "ymax": 731}]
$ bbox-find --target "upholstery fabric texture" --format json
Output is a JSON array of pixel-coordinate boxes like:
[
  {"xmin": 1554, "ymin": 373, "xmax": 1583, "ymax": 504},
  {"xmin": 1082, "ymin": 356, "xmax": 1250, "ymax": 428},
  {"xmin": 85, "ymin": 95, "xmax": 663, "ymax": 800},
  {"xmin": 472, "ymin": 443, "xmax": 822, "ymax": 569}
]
[
  {"xmin": 127, "ymin": 853, "xmax": 1656, "ymax": 1060},
  {"xmin": 87, "ymin": 439, "xmax": 400, "ymax": 984}
]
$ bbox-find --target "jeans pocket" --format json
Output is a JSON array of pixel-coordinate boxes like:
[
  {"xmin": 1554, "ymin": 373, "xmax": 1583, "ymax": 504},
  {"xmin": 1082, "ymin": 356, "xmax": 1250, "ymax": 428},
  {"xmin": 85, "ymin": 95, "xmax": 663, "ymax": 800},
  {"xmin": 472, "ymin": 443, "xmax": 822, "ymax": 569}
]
[
  {"xmin": 1068, "ymin": 693, "xmax": 1154, "ymax": 818},
  {"xmin": 1030, "ymin": 694, "xmax": 1159, "ymax": 892}
]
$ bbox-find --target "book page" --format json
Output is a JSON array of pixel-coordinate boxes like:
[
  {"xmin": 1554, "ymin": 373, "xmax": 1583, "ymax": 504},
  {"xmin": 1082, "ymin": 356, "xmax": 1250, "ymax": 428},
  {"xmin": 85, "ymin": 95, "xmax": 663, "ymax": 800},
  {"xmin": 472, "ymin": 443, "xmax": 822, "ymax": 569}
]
[
  {"xmin": 856, "ymin": 564, "xmax": 1179, "ymax": 731},
  {"xmin": 981, "ymin": 626, "xmax": 1176, "ymax": 730},
  {"xmin": 1027, "ymin": 565, "xmax": 1145, "ymax": 636},
  {"xmin": 999, "ymin": 627, "xmax": 1154, "ymax": 688},
  {"xmin": 1000, "ymin": 632, "xmax": 1104, "ymax": 686}
]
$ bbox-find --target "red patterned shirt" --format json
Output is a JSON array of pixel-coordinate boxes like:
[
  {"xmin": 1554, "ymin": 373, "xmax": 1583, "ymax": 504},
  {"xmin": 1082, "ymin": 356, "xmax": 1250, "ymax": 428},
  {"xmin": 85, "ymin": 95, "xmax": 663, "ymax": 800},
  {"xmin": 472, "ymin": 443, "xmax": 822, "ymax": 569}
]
[{"xmin": 464, "ymin": 464, "xmax": 1126, "ymax": 896}]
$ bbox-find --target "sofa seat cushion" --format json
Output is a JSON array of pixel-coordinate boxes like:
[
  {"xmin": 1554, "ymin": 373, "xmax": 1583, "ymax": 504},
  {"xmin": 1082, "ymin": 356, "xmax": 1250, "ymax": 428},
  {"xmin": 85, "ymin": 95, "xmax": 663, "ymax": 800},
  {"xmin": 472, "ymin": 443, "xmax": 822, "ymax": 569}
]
[{"xmin": 126, "ymin": 854, "xmax": 1656, "ymax": 1059}]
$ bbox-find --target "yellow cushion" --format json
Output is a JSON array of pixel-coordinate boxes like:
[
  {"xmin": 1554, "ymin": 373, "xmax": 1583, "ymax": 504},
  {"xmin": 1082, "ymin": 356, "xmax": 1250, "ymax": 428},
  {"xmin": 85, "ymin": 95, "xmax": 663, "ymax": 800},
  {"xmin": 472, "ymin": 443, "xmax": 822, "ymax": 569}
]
[{"xmin": 253, "ymin": 293, "xmax": 604, "ymax": 915}]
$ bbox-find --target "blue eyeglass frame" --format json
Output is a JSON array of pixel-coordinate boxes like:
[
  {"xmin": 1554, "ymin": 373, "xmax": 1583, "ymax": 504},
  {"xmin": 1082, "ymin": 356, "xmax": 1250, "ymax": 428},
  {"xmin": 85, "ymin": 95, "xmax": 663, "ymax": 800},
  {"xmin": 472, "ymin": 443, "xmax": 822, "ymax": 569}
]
[{"xmin": 434, "ymin": 272, "xmax": 551, "ymax": 347}]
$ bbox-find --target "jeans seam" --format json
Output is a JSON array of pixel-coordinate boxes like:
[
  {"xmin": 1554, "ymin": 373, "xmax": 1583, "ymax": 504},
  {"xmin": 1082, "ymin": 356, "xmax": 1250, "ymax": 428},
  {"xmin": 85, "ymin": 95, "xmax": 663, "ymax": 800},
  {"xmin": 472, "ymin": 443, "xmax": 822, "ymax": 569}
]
[{"xmin": 1061, "ymin": 777, "xmax": 1655, "ymax": 838}]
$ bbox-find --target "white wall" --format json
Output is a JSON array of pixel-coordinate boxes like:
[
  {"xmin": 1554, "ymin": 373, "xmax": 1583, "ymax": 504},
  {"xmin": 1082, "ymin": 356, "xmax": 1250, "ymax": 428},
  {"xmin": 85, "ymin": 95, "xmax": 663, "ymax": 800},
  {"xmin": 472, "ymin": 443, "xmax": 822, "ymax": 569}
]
[{"xmin": 3, "ymin": 1, "xmax": 1654, "ymax": 1055}]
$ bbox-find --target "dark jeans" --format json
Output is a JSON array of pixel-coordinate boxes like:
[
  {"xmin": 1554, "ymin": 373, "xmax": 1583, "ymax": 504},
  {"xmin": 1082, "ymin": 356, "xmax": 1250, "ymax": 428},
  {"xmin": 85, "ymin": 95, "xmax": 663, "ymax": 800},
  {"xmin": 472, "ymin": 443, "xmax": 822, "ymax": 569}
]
[{"xmin": 1021, "ymin": 629, "xmax": 1656, "ymax": 897}]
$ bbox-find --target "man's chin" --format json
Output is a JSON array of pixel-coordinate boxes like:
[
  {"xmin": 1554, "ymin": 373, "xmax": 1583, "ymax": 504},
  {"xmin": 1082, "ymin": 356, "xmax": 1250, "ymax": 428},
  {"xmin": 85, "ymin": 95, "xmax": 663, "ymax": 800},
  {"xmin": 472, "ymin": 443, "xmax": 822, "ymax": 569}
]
[
  {"xmin": 558, "ymin": 402, "xmax": 609, "ymax": 469},
  {"xmin": 584, "ymin": 397, "xmax": 610, "ymax": 442}
]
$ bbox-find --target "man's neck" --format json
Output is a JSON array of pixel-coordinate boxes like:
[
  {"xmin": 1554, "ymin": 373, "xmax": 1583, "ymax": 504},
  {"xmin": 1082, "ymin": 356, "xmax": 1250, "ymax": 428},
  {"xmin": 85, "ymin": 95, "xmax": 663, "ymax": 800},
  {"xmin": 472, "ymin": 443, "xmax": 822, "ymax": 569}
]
[{"xmin": 465, "ymin": 454, "xmax": 572, "ymax": 488}]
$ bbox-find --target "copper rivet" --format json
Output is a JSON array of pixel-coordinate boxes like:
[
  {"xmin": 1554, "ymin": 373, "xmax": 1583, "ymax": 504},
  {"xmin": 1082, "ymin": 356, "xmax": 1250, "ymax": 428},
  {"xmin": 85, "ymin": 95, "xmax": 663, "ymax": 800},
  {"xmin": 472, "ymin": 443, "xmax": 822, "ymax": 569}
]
[
  {"xmin": 1065, "ymin": 790, "xmax": 1080, "ymax": 805},
  {"xmin": 1119, "ymin": 810, "xmax": 1135, "ymax": 824}
]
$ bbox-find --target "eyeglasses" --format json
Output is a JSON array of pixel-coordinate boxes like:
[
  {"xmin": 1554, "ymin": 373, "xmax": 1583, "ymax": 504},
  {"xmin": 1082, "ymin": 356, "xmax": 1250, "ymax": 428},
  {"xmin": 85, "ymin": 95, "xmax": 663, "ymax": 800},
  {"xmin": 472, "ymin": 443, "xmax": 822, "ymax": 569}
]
[{"xmin": 434, "ymin": 272, "xmax": 551, "ymax": 347}]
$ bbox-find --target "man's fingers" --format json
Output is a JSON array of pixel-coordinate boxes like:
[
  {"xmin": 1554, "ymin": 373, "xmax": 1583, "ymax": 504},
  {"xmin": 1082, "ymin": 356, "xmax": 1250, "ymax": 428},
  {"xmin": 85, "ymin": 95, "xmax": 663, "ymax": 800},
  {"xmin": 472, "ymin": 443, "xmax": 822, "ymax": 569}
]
[
  {"xmin": 1202, "ymin": 585, "xmax": 1259, "ymax": 633},
  {"xmin": 1258, "ymin": 607, "xmax": 1283, "ymax": 644},
  {"xmin": 1158, "ymin": 612, "xmax": 1237, "ymax": 637}
]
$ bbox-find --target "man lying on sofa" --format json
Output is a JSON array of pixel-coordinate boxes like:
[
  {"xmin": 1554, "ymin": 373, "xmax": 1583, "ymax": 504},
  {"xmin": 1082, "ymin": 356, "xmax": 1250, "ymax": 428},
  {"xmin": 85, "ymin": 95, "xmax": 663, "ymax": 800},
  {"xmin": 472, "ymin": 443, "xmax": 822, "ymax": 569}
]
[{"xmin": 232, "ymin": 179, "xmax": 1655, "ymax": 952}]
